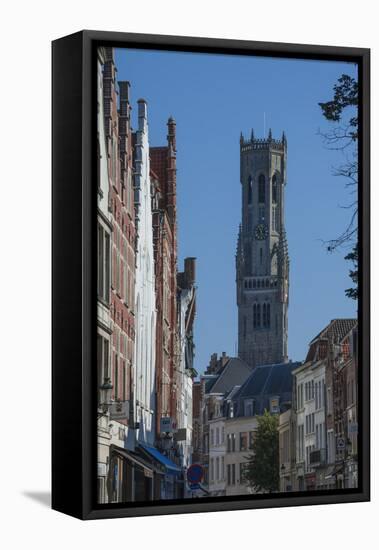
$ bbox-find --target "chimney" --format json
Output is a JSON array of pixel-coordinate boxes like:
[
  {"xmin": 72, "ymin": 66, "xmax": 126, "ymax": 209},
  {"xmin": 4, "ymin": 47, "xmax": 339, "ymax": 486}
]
[
  {"xmin": 119, "ymin": 81, "xmax": 130, "ymax": 114},
  {"xmin": 137, "ymin": 99, "xmax": 148, "ymax": 133},
  {"xmin": 167, "ymin": 116, "xmax": 176, "ymax": 152},
  {"xmin": 118, "ymin": 81, "xmax": 131, "ymax": 157},
  {"xmin": 184, "ymin": 257, "xmax": 196, "ymax": 287}
]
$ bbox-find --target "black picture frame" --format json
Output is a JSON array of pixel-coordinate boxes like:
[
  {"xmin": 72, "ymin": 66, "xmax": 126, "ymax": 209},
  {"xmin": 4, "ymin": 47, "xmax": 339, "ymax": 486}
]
[{"xmin": 52, "ymin": 30, "xmax": 370, "ymax": 520}]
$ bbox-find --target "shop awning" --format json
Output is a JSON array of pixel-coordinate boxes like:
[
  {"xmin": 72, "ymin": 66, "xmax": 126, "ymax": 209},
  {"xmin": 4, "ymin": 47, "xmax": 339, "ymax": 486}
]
[
  {"xmin": 111, "ymin": 444, "xmax": 154, "ymax": 478},
  {"xmin": 139, "ymin": 443, "xmax": 182, "ymax": 476},
  {"xmin": 325, "ymin": 465, "xmax": 343, "ymax": 480}
]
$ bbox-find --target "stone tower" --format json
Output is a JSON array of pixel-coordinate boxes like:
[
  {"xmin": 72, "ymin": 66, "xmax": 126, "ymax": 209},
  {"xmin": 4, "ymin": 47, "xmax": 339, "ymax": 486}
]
[{"xmin": 236, "ymin": 129, "xmax": 289, "ymax": 369}]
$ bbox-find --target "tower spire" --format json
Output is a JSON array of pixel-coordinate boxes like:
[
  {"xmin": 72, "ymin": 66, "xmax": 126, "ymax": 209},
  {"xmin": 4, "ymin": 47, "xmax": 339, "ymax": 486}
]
[{"xmin": 236, "ymin": 127, "xmax": 289, "ymax": 368}]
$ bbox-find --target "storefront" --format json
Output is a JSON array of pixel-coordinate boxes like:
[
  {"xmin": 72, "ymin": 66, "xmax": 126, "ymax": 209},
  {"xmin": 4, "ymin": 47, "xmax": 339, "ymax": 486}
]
[
  {"xmin": 108, "ymin": 444, "xmax": 154, "ymax": 503},
  {"xmin": 138, "ymin": 443, "xmax": 183, "ymax": 500}
]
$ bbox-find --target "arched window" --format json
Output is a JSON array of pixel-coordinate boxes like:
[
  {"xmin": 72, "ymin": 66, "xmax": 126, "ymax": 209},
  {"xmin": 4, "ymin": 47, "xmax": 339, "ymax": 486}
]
[
  {"xmin": 272, "ymin": 174, "xmax": 277, "ymax": 204},
  {"xmin": 267, "ymin": 303, "xmax": 271, "ymax": 328},
  {"xmin": 247, "ymin": 176, "xmax": 253, "ymax": 205},
  {"xmin": 258, "ymin": 174, "xmax": 265, "ymax": 203},
  {"xmin": 256, "ymin": 304, "xmax": 261, "ymax": 328},
  {"xmin": 253, "ymin": 305, "xmax": 257, "ymax": 329},
  {"xmin": 263, "ymin": 303, "xmax": 267, "ymax": 327}
]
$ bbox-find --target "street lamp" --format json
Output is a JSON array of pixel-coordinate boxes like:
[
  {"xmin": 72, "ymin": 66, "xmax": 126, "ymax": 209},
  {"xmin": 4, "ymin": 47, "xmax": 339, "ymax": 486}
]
[{"xmin": 98, "ymin": 377, "xmax": 113, "ymax": 418}]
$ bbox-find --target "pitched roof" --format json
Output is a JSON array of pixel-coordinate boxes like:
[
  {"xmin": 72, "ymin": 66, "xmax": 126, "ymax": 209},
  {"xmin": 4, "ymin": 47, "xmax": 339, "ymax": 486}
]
[
  {"xmin": 310, "ymin": 319, "xmax": 357, "ymax": 345},
  {"xmin": 206, "ymin": 357, "xmax": 253, "ymax": 395},
  {"xmin": 306, "ymin": 319, "xmax": 357, "ymax": 362},
  {"xmin": 232, "ymin": 361, "xmax": 301, "ymax": 416}
]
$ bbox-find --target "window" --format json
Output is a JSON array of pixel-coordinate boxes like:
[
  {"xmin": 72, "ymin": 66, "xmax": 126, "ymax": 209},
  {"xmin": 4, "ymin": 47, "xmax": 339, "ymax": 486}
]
[
  {"xmin": 240, "ymin": 432, "xmax": 248, "ymax": 451},
  {"xmin": 97, "ymin": 336, "xmax": 110, "ymax": 402},
  {"xmin": 247, "ymin": 176, "xmax": 253, "ymax": 205},
  {"xmin": 306, "ymin": 413, "xmax": 315, "ymax": 434},
  {"xmin": 210, "ymin": 458, "xmax": 214, "ymax": 482},
  {"xmin": 210, "ymin": 429, "xmax": 214, "ymax": 446},
  {"xmin": 97, "ymin": 224, "xmax": 111, "ymax": 304},
  {"xmin": 227, "ymin": 464, "xmax": 231, "ymax": 485},
  {"xmin": 122, "ymin": 360, "xmax": 126, "ymax": 401},
  {"xmin": 231, "ymin": 464, "xmax": 236, "ymax": 485},
  {"xmin": 240, "ymin": 462, "xmax": 248, "ymax": 482},
  {"xmin": 249, "ymin": 431, "xmax": 256, "ymax": 449},
  {"xmin": 216, "ymin": 457, "xmax": 220, "ymax": 481},
  {"xmin": 300, "ymin": 425, "xmax": 304, "ymax": 459},
  {"xmin": 111, "ymin": 135, "xmax": 117, "ymax": 184},
  {"xmin": 263, "ymin": 302, "xmax": 271, "ymax": 328},
  {"xmin": 272, "ymin": 174, "xmax": 277, "ymax": 203},
  {"xmin": 272, "ymin": 206, "xmax": 276, "ymax": 231},
  {"xmin": 114, "ymin": 354, "xmax": 119, "ymax": 400},
  {"xmin": 221, "ymin": 457, "xmax": 225, "ymax": 480},
  {"xmin": 258, "ymin": 174, "xmax": 265, "ymax": 203},
  {"xmin": 221, "ymin": 426, "xmax": 225, "ymax": 444},
  {"xmin": 244, "ymin": 399, "xmax": 255, "ymax": 417},
  {"xmin": 216, "ymin": 427, "xmax": 220, "ymax": 446},
  {"xmin": 256, "ymin": 303, "xmax": 261, "ymax": 328},
  {"xmin": 297, "ymin": 383, "xmax": 304, "ymax": 410},
  {"xmin": 327, "ymin": 386, "xmax": 332, "ymax": 413}
]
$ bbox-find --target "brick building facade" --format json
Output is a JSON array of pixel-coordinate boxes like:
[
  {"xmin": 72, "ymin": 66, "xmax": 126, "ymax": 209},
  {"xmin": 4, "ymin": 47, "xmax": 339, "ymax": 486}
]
[{"xmin": 150, "ymin": 118, "xmax": 179, "ymax": 437}]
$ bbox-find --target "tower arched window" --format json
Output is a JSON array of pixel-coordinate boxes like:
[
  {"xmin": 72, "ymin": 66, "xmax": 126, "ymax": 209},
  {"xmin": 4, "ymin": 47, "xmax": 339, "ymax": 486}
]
[
  {"xmin": 256, "ymin": 304, "xmax": 261, "ymax": 328},
  {"xmin": 272, "ymin": 174, "xmax": 277, "ymax": 204},
  {"xmin": 267, "ymin": 303, "xmax": 271, "ymax": 328},
  {"xmin": 248, "ymin": 176, "xmax": 253, "ymax": 205},
  {"xmin": 253, "ymin": 305, "xmax": 257, "ymax": 328},
  {"xmin": 263, "ymin": 303, "xmax": 267, "ymax": 327},
  {"xmin": 258, "ymin": 175, "xmax": 265, "ymax": 203}
]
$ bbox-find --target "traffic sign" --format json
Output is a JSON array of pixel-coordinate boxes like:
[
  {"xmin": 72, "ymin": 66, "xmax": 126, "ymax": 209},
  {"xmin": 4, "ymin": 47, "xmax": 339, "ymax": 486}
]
[
  {"xmin": 187, "ymin": 463, "xmax": 204, "ymax": 484},
  {"xmin": 337, "ymin": 437, "xmax": 345, "ymax": 450}
]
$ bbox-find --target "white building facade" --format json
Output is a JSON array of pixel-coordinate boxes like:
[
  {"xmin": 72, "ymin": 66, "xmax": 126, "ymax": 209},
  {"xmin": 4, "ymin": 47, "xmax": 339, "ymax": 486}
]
[
  {"xmin": 208, "ymin": 414, "xmax": 226, "ymax": 496},
  {"xmin": 96, "ymin": 47, "xmax": 113, "ymax": 503},
  {"xmin": 224, "ymin": 416, "xmax": 258, "ymax": 496},
  {"xmin": 293, "ymin": 360, "xmax": 326, "ymax": 491},
  {"xmin": 133, "ymin": 99, "xmax": 157, "ymax": 447}
]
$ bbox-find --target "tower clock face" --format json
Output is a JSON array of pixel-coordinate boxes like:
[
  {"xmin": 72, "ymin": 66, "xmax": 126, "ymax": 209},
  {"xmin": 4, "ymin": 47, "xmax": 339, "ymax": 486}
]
[{"xmin": 255, "ymin": 223, "xmax": 269, "ymax": 240}]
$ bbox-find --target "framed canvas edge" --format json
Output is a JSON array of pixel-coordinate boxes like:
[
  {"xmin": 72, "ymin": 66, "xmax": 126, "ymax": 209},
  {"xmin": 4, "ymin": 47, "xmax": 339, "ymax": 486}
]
[{"xmin": 52, "ymin": 29, "xmax": 370, "ymax": 521}]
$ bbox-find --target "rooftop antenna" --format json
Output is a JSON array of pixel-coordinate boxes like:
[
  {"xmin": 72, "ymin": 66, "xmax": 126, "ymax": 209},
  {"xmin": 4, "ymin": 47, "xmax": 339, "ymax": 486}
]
[{"xmin": 263, "ymin": 112, "xmax": 266, "ymax": 138}]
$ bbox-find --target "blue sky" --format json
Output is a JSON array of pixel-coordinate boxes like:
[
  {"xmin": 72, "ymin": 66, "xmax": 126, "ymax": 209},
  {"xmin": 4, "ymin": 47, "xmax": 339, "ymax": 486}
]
[{"xmin": 115, "ymin": 48, "xmax": 358, "ymax": 373}]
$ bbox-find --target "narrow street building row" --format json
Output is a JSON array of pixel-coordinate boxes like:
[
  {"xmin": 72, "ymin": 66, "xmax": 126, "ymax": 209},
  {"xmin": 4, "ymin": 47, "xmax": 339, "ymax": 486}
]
[{"xmin": 96, "ymin": 46, "xmax": 197, "ymax": 503}]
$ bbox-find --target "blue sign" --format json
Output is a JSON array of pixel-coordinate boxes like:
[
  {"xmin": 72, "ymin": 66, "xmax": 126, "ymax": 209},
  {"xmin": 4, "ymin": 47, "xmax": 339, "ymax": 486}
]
[
  {"xmin": 189, "ymin": 483, "xmax": 200, "ymax": 491},
  {"xmin": 187, "ymin": 463, "xmax": 204, "ymax": 484}
]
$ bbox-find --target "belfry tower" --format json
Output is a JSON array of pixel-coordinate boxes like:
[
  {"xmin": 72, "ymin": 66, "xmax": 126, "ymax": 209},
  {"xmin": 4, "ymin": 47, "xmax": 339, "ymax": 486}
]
[{"xmin": 236, "ymin": 129, "xmax": 289, "ymax": 369}]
